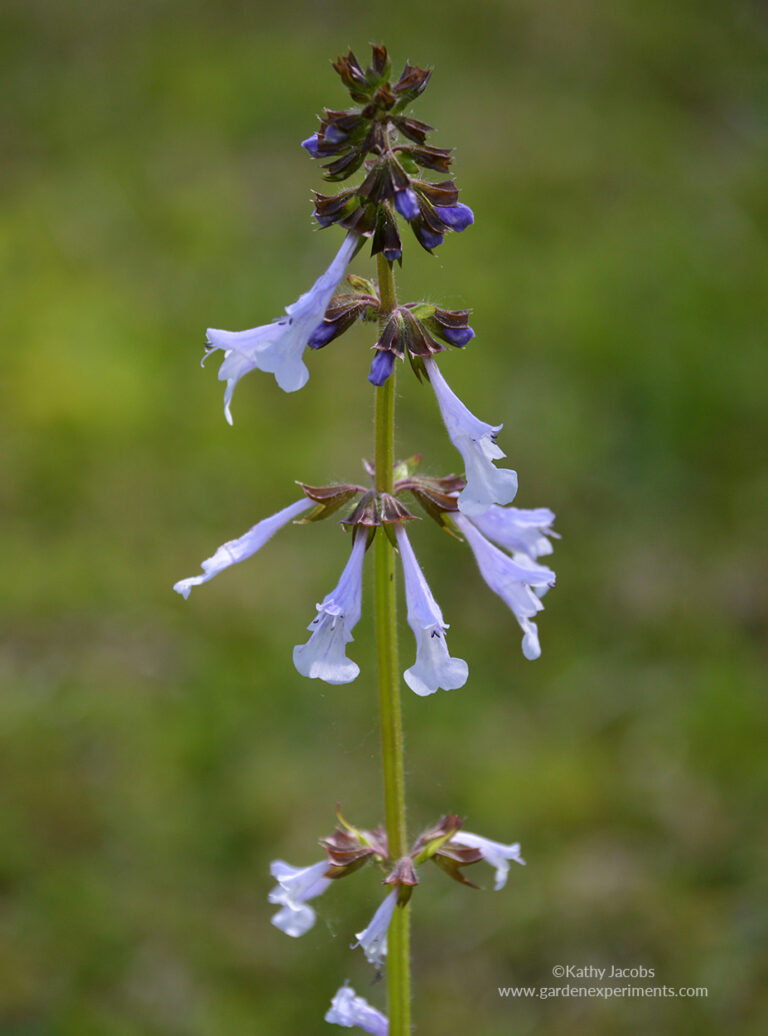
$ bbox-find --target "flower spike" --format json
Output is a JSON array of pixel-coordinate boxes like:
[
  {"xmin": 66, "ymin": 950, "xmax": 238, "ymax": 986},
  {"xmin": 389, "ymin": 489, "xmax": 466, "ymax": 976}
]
[
  {"xmin": 394, "ymin": 524, "xmax": 468, "ymax": 696},
  {"xmin": 179, "ymin": 45, "xmax": 558, "ymax": 1027},
  {"xmin": 325, "ymin": 983, "xmax": 388, "ymax": 1034},
  {"xmin": 293, "ymin": 532, "xmax": 367, "ymax": 684},
  {"xmin": 205, "ymin": 233, "xmax": 358, "ymax": 416},
  {"xmin": 424, "ymin": 358, "xmax": 518, "ymax": 516},
  {"xmin": 173, "ymin": 498, "xmax": 312, "ymax": 599}
]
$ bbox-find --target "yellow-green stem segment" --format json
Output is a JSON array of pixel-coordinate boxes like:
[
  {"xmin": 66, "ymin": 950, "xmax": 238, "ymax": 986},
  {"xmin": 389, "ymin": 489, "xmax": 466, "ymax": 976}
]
[{"xmin": 374, "ymin": 253, "xmax": 411, "ymax": 1034}]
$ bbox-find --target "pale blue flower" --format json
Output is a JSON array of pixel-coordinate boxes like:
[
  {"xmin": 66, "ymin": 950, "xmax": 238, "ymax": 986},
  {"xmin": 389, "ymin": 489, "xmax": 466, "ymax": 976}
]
[
  {"xmin": 454, "ymin": 513, "xmax": 555, "ymax": 660},
  {"xmin": 173, "ymin": 497, "xmax": 312, "ymax": 599},
  {"xmin": 293, "ymin": 533, "xmax": 366, "ymax": 684},
  {"xmin": 354, "ymin": 889, "xmax": 398, "ymax": 968},
  {"xmin": 450, "ymin": 830, "xmax": 525, "ymax": 890},
  {"xmin": 424, "ymin": 358, "xmax": 518, "ymax": 517},
  {"xmin": 468, "ymin": 504, "xmax": 557, "ymax": 560},
  {"xmin": 395, "ymin": 525, "xmax": 468, "ymax": 696},
  {"xmin": 325, "ymin": 983, "xmax": 388, "ymax": 1034},
  {"xmin": 268, "ymin": 859, "xmax": 331, "ymax": 938},
  {"xmin": 206, "ymin": 233, "xmax": 358, "ymax": 419}
]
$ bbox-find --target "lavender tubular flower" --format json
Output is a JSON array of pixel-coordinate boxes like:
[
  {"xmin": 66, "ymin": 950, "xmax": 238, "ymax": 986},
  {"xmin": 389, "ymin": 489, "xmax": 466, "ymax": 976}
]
[
  {"xmin": 268, "ymin": 859, "xmax": 331, "ymax": 937},
  {"xmin": 173, "ymin": 498, "xmax": 312, "ymax": 599},
  {"xmin": 293, "ymin": 533, "xmax": 366, "ymax": 684},
  {"xmin": 394, "ymin": 525, "xmax": 468, "ymax": 696},
  {"xmin": 454, "ymin": 513, "xmax": 555, "ymax": 660},
  {"xmin": 354, "ymin": 889, "xmax": 398, "ymax": 967},
  {"xmin": 468, "ymin": 504, "xmax": 557, "ymax": 560},
  {"xmin": 206, "ymin": 233, "xmax": 358, "ymax": 418},
  {"xmin": 425, "ymin": 358, "xmax": 518, "ymax": 516},
  {"xmin": 450, "ymin": 831, "xmax": 525, "ymax": 890},
  {"xmin": 325, "ymin": 984, "xmax": 388, "ymax": 1034}
]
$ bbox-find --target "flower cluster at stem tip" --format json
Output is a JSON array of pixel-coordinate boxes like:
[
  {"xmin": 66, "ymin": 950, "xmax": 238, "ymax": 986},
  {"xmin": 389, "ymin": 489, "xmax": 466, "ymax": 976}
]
[{"xmin": 175, "ymin": 44, "xmax": 558, "ymax": 1031}]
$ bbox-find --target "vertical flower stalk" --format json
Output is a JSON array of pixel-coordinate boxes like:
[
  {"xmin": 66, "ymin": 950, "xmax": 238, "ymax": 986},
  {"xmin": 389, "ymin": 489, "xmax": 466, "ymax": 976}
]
[
  {"xmin": 373, "ymin": 252, "xmax": 411, "ymax": 1035},
  {"xmin": 175, "ymin": 44, "xmax": 558, "ymax": 1034}
]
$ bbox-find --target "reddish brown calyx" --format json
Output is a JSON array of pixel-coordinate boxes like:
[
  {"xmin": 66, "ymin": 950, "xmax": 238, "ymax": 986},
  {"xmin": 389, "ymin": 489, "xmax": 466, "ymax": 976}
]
[{"xmin": 384, "ymin": 856, "xmax": 419, "ymax": 905}]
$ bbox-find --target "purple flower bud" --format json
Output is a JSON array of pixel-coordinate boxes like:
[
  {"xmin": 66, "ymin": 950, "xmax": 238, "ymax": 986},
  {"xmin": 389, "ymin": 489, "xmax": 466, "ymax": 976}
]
[
  {"xmin": 307, "ymin": 321, "xmax": 338, "ymax": 350},
  {"xmin": 440, "ymin": 325, "xmax": 475, "ymax": 347},
  {"xmin": 434, "ymin": 202, "xmax": 474, "ymax": 231},
  {"xmin": 301, "ymin": 134, "xmax": 320, "ymax": 157},
  {"xmin": 324, "ymin": 123, "xmax": 347, "ymax": 144},
  {"xmin": 382, "ymin": 246, "xmax": 402, "ymax": 262},
  {"xmin": 415, "ymin": 226, "xmax": 444, "ymax": 251},
  {"xmin": 394, "ymin": 188, "xmax": 420, "ymax": 221},
  {"xmin": 312, "ymin": 208, "xmax": 335, "ymax": 228},
  {"xmin": 368, "ymin": 351, "xmax": 395, "ymax": 386}
]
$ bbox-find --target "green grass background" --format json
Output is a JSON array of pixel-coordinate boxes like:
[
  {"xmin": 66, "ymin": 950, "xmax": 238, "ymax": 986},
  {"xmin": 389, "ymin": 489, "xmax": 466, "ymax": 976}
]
[{"xmin": 2, "ymin": 0, "xmax": 767, "ymax": 1032}]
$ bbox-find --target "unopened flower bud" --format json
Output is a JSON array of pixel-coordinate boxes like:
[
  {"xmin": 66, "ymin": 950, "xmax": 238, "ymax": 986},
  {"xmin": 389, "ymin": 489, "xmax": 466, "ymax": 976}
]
[
  {"xmin": 324, "ymin": 123, "xmax": 348, "ymax": 145},
  {"xmin": 439, "ymin": 324, "xmax": 474, "ymax": 346},
  {"xmin": 414, "ymin": 225, "xmax": 444, "ymax": 251},
  {"xmin": 368, "ymin": 350, "xmax": 396, "ymax": 386},
  {"xmin": 434, "ymin": 202, "xmax": 474, "ymax": 231},
  {"xmin": 394, "ymin": 188, "xmax": 420, "ymax": 221},
  {"xmin": 302, "ymin": 133, "xmax": 320, "ymax": 156},
  {"xmin": 308, "ymin": 320, "xmax": 341, "ymax": 349}
]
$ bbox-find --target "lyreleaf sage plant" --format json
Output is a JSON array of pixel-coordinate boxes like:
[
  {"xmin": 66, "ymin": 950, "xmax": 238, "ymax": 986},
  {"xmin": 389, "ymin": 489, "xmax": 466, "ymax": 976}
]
[{"xmin": 175, "ymin": 44, "xmax": 557, "ymax": 1034}]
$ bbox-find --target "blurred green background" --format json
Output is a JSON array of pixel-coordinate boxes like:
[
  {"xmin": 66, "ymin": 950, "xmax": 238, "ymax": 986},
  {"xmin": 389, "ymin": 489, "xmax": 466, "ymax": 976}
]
[{"xmin": 2, "ymin": 0, "xmax": 767, "ymax": 1033}]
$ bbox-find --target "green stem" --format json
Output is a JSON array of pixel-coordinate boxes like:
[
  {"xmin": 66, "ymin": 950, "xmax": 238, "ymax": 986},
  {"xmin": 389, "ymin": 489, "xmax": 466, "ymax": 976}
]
[{"xmin": 374, "ymin": 253, "xmax": 411, "ymax": 1034}]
